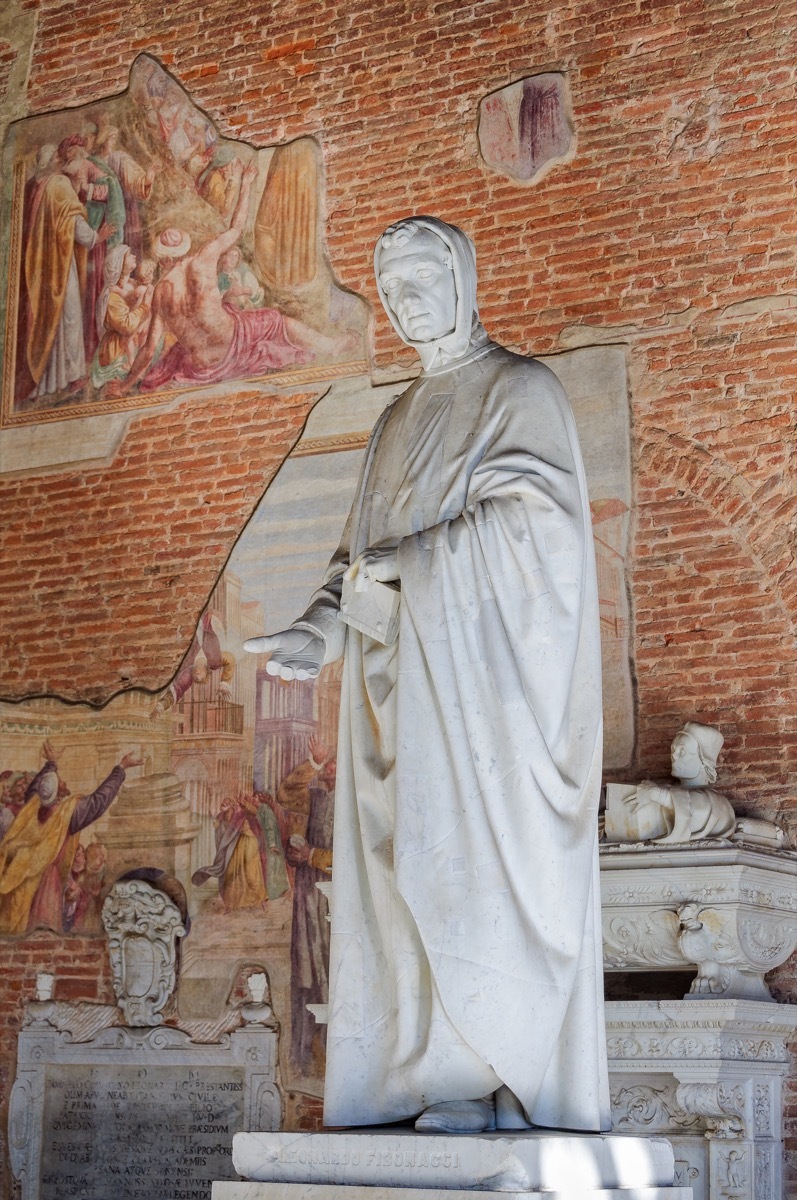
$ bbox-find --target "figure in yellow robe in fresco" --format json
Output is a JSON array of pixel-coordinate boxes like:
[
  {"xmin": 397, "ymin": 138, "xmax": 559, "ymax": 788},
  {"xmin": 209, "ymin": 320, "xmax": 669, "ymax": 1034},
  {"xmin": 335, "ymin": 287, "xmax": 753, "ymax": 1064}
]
[
  {"xmin": 192, "ymin": 792, "xmax": 288, "ymax": 912},
  {"xmin": 0, "ymin": 742, "xmax": 142, "ymax": 935}
]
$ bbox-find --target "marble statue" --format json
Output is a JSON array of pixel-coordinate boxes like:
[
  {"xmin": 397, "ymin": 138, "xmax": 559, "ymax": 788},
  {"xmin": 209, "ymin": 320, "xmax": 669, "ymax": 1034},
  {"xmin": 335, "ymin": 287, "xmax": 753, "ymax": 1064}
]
[
  {"xmin": 604, "ymin": 722, "xmax": 736, "ymax": 844},
  {"xmin": 245, "ymin": 216, "xmax": 608, "ymax": 1134}
]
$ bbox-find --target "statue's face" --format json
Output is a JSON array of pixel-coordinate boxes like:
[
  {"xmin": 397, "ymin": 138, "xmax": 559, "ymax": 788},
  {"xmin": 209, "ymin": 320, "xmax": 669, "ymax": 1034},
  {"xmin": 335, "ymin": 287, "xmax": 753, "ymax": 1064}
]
[
  {"xmin": 671, "ymin": 731, "xmax": 705, "ymax": 782},
  {"xmin": 378, "ymin": 229, "xmax": 457, "ymax": 343}
]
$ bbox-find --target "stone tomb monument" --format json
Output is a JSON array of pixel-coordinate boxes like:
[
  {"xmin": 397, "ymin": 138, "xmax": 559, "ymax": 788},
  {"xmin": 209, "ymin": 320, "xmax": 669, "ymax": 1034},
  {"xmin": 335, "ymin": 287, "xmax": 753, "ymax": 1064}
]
[
  {"xmin": 9, "ymin": 877, "xmax": 281, "ymax": 1200},
  {"xmin": 225, "ymin": 218, "xmax": 689, "ymax": 1197},
  {"xmin": 598, "ymin": 721, "xmax": 797, "ymax": 1199}
]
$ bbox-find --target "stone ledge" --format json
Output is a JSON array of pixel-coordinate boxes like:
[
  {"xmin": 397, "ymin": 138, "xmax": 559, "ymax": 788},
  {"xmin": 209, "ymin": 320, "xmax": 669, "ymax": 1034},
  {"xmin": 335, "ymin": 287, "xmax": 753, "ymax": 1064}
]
[
  {"xmin": 231, "ymin": 1130, "xmax": 676, "ymax": 1192},
  {"xmin": 213, "ymin": 1187, "xmax": 692, "ymax": 1200}
]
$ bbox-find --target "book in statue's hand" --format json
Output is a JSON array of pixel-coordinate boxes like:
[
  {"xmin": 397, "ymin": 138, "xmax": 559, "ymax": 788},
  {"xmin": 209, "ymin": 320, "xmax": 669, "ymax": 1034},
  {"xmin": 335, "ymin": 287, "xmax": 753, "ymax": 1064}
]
[{"xmin": 339, "ymin": 576, "xmax": 401, "ymax": 645}]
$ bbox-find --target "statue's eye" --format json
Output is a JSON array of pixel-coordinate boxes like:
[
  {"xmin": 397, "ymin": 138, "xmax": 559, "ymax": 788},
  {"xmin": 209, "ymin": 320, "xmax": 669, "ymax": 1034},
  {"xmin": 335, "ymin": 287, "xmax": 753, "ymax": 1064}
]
[
  {"xmin": 383, "ymin": 278, "xmax": 400, "ymax": 292},
  {"xmin": 416, "ymin": 268, "xmax": 434, "ymax": 281}
]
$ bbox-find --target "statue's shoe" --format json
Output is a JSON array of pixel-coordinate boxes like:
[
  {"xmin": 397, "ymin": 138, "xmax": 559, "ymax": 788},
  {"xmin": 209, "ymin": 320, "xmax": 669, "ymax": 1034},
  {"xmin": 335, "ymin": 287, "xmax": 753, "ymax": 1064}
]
[{"xmin": 415, "ymin": 1098, "xmax": 496, "ymax": 1133}]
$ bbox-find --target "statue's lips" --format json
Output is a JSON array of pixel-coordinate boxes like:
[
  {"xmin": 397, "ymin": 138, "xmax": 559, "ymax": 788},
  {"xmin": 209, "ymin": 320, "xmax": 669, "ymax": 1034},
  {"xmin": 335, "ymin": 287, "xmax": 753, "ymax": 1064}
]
[{"xmin": 402, "ymin": 311, "xmax": 436, "ymax": 334}]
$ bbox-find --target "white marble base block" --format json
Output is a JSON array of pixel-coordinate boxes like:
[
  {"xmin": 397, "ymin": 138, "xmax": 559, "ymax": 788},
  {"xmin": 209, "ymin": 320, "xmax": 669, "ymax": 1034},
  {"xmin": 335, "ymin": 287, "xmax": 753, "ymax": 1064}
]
[
  {"xmin": 214, "ymin": 1130, "xmax": 690, "ymax": 1200},
  {"xmin": 213, "ymin": 1186, "xmax": 691, "ymax": 1200}
]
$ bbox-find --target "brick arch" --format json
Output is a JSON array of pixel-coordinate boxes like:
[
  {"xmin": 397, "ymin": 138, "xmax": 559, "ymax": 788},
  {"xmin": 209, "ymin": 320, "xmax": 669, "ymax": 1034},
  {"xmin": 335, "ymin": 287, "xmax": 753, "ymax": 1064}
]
[
  {"xmin": 630, "ymin": 435, "xmax": 797, "ymax": 804},
  {"xmin": 637, "ymin": 431, "xmax": 797, "ymax": 641}
]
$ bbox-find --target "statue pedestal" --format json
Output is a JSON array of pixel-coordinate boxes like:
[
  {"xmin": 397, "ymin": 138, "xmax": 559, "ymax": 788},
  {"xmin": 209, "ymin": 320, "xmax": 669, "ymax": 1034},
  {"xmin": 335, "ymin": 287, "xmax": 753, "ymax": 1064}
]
[
  {"xmin": 212, "ymin": 1129, "xmax": 691, "ymax": 1199},
  {"xmin": 606, "ymin": 999, "xmax": 797, "ymax": 1200}
]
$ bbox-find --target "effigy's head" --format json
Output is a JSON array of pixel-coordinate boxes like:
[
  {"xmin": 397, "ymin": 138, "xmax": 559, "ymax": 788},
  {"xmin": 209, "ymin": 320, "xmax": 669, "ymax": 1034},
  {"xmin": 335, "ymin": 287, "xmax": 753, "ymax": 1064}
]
[
  {"xmin": 671, "ymin": 721, "xmax": 724, "ymax": 785},
  {"xmin": 374, "ymin": 216, "xmax": 484, "ymax": 367}
]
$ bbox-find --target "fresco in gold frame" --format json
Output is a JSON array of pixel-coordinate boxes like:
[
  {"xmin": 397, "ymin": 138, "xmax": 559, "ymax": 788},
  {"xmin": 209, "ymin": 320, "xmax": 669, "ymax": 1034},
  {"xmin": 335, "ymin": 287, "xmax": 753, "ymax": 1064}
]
[{"xmin": 0, "ymin": 55, "xmax": 368, "ymax": 428}]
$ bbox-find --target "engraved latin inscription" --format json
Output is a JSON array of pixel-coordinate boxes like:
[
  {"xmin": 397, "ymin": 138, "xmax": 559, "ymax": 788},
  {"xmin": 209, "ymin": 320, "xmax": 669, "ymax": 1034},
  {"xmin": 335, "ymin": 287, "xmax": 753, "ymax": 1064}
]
[{"xmin": 40, "ymin": 1064, "xmax": 245, "ymax": 1200}]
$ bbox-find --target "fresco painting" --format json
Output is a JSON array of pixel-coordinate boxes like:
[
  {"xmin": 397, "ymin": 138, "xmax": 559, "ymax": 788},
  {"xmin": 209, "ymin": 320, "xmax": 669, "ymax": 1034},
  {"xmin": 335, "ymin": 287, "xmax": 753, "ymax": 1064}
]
[
  {"xmin": 477, "ymin": 72, "xmax": 575, "ymax": 183},
  {"xmin": 1, "ymin": 56, "xmax": 367, "ymax": 427}
]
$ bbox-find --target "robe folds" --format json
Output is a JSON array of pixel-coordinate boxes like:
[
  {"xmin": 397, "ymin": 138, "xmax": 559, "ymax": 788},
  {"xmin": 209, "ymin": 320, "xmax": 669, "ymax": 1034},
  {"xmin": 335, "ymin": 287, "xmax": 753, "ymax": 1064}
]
[
  {"xmin": 300, "ymin": 340, "xmax": 609, "ymax": 1131},
  {"xmin": 0, "ymin": 795, "xmax": 80, "ymax": 935},
  {"xmin": 24, "ymin": 173, "xmax": 89, "ymax": 387}
]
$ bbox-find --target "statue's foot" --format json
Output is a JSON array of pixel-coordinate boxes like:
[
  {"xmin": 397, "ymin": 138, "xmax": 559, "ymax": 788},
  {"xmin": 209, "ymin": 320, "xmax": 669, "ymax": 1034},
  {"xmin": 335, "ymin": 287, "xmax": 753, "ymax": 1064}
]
[{"xmin": 415, "ymin": 1097, "xmax": 496, "ymax": 1133}]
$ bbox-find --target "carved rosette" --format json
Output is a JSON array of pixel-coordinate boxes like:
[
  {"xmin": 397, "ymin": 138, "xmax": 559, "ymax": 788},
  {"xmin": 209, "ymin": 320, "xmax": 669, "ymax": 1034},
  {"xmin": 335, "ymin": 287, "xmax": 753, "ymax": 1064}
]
[{"xmin": 102, "ymin": 880, "xmax": 186, "ymax": 1026}]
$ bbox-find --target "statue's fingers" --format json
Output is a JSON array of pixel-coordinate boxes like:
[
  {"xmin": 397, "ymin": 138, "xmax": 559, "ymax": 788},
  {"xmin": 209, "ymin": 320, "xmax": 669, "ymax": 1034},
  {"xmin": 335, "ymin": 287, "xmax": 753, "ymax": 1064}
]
[
  {"xmin": 295, "ymin": 664, "xmax": 320, "ymax": 681},
  {"xmin": 244, "ymin": 635, "xmax": 276, "ymax": 655},
  {"xmin": 265, "ymin": 657, "xmax": 293, "ymax": 679}
]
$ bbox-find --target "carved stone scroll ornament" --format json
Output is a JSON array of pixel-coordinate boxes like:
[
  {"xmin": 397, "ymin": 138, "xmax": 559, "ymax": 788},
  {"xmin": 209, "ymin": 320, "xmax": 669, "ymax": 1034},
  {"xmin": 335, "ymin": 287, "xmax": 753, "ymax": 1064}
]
[
  {"xmin": 603, "ymin": 908, "xmax": 683, "ymax": 970},
  {"xmin": 102, "ymin": 879, "xmax": 186, "ymax": 1026},
  {"xmin": 606, "ymin": 1000, "xmax": 797, "ymax": 1200},
  {"xmin": 753, "ymin": 1081, "xmax": 771, "ymax": 1136},
  {"xmin": 674, "ymin": 1081, "xmax": 745, "ymax": 1139},
  {"xmin": 755, "ymin": 1144, "xmax": 774, "ymax": 1199},
  {"xmin": 611, "ymin": 1082, "xmax": 702, "ymax": 1133},
  {"xmin": 8, "ymin": 1072, "xmax": 34, "ymax": 1188}
]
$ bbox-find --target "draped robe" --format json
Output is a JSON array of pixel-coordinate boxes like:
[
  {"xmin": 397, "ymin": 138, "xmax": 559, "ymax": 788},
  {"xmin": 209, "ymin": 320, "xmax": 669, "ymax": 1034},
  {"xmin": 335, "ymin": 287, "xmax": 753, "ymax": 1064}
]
[
  {"xmin": 24, "ymin": 173, "xmax": 91, "ymax": 392},
  {"xmin": 299, "ymin": 340, "xmax": 609, "ymax": 1130}
]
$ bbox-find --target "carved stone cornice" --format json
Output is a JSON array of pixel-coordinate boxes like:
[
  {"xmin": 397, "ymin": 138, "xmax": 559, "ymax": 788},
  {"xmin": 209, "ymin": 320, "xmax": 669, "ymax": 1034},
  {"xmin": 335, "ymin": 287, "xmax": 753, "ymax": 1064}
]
[{"xmin": 605, "ymin": 999, "xmax": 797, "ymax": 1066}]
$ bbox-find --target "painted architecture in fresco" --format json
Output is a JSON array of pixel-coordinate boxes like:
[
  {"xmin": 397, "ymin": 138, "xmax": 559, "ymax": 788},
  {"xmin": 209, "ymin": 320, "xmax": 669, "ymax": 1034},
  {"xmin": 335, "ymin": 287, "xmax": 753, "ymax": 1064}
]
[{"xmin": 0, "ymin": 55, "xmax": 367, "ymax": 426}]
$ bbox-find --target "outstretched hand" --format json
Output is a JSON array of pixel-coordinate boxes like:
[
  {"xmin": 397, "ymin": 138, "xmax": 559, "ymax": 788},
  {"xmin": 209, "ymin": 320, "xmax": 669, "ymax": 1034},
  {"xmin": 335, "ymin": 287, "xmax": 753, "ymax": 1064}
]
[
  {"xmin": 120, "ymin": 752, "xmax": 145, "ymax": 770},
  {"xmin": 243, "ymin": 629, "xmax": 324, "ymax": 682},
  {"xmin": 42, "ymin": 739, "xmax": 62, "ymax": 764},
  {"xmin": 308, "ymin": 734, "xmax": 332, "ymax": 765}
]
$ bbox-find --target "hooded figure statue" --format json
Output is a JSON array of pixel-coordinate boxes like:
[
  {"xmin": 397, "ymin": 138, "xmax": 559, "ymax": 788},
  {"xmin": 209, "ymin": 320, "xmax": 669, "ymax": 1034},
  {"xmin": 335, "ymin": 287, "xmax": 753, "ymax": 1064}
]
[{"xmin": 245, "ymin": 216, "xmax": 609, "ymax": 1133}]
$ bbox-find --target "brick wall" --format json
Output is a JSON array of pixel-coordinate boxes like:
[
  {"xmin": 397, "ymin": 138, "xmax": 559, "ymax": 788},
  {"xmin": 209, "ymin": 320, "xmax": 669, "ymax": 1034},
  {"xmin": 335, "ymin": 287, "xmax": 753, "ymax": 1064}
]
[
  {"xmin": 1, "ymin": 0, "xmax": 796, "ymax": 1187},
  {"xmin": 1, "ymin": 386, "xmax": 317, "ymax": 702}
]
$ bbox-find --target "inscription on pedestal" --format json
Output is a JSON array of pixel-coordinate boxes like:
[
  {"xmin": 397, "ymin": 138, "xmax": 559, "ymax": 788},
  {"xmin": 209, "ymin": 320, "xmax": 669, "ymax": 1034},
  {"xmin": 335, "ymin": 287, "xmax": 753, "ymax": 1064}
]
[
  {"xmin": 276, "ymin": 1144, "xmax": 461, "ymax": 1172},
  {"xmin": 11, "ymin": 1003, "xmax": 280, "ymax": 1200},
  {"xmin": 40, "ymin": 1064, "xmax": 244, "ymax": 1200}
]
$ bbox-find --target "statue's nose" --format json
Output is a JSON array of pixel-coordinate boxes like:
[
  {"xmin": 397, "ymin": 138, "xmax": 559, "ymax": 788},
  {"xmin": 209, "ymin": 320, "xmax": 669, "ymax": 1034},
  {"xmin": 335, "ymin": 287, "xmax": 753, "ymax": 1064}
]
[{"xmin": 400, "ymin": 281, "xmax": 420, "ymax": 302}]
